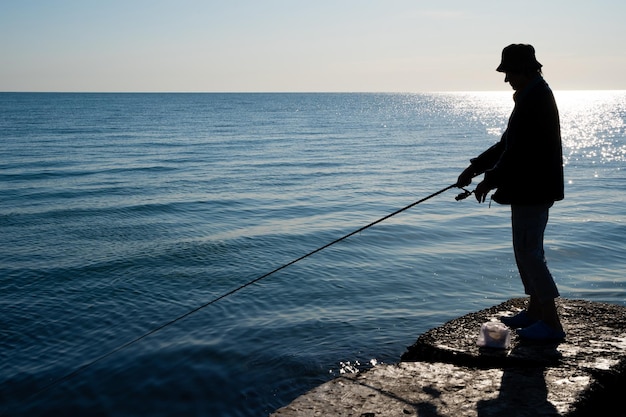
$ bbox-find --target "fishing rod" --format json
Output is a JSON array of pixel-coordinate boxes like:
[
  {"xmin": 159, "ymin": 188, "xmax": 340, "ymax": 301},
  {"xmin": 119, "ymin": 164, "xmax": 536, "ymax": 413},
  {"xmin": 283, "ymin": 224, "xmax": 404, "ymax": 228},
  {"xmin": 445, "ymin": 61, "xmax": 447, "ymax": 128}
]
[
  {"xmin": 455, "ymin": 187, "xmax": 474, "ymax": 201},
  {"xmin": 28, "ymin": 182, "xmax": 463, "ymax": 398}
]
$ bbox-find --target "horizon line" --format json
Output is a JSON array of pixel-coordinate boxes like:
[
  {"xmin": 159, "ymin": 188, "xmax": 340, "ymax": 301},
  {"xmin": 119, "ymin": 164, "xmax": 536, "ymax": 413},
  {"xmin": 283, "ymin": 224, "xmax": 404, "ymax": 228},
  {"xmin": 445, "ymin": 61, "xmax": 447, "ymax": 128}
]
[{"xmin": 2, "ymin": 89, "xmax": 625, "ymax": 94}]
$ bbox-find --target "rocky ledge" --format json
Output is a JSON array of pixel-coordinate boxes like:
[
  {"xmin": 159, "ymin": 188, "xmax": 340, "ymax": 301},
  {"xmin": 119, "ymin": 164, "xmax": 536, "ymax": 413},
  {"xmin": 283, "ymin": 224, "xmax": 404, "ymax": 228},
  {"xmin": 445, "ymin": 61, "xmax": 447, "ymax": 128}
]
[{"xmin": 271, "ymin": 298, "xmax": 626, "ymax": 416}]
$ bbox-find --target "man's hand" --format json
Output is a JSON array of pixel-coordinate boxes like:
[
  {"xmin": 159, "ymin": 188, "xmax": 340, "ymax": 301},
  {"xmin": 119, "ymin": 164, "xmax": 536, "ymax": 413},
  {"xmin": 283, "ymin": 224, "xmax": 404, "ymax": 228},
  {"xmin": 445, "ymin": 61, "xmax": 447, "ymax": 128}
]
[
  {"xmin": 456, "ymin": 166, "xmax": 475, "ymax": 187},
  {"xmin": 474, "ymin": 180, "xmax": 493, "ymax": 203}
]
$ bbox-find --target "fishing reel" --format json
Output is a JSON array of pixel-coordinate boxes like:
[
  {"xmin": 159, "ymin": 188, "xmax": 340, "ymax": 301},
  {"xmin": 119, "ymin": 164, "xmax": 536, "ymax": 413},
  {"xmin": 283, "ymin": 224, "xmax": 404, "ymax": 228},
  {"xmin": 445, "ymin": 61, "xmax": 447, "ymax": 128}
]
[{"xmin": 455, "ymin": 187, "xmax": 474, "ymax": 201}]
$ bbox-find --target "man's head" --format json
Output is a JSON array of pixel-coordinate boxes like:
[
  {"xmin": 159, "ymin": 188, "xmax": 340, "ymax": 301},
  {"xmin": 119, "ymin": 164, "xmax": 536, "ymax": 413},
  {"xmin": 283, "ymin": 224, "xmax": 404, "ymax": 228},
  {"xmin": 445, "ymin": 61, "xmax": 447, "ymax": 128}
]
[{"xmin": 497, "ymin": 44, "xmax": 542, "ymax": 91}]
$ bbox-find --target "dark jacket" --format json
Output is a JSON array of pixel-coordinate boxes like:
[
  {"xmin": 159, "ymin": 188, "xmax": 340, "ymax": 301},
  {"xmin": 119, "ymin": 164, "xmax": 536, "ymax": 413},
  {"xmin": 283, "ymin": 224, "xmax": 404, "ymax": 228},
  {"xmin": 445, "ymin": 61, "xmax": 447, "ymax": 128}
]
[{"xmin": 469, "ymin": 76, "xmax": 564, "ymax": 205}]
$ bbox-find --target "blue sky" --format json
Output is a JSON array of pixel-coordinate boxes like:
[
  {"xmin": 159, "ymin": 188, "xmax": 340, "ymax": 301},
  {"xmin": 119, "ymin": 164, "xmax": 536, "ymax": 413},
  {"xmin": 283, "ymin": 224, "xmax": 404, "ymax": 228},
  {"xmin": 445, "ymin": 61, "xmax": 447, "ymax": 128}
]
[{"xmin": 1, "ymin": 0, "xmax": 624, "ymax": 92}]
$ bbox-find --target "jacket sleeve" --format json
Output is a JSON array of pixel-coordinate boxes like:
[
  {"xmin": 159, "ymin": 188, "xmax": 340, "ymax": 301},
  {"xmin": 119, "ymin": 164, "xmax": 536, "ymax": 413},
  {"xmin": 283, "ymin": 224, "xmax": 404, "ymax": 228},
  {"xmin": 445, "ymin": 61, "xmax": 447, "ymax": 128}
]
[{"xmin": 467, "ymin": 135, "xmax": 506, "ymax": 176}]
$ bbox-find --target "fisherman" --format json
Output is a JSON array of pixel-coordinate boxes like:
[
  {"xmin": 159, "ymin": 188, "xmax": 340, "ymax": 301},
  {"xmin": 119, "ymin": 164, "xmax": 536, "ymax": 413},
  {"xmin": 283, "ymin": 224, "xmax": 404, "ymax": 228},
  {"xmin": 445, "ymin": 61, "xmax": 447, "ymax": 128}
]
[{"xmin": 456, "ymin": 44, "xmax": 566, "ymax": 341}]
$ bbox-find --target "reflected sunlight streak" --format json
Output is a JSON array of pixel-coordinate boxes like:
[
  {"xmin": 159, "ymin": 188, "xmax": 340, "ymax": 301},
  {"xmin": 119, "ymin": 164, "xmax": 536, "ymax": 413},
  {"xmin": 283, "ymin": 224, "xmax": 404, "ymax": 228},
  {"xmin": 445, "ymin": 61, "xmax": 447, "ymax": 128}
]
[{"xmin": 555, "ymin": 90, "xmax": 626, "ymax": 165}]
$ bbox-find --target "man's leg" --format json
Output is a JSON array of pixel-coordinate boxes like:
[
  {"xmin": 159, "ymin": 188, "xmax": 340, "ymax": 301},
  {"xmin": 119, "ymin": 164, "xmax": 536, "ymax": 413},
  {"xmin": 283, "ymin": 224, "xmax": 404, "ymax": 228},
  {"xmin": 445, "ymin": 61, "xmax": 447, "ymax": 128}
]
[{"xmin": 512, "ymin": 204, "xmax": 562, "ymax": 332}]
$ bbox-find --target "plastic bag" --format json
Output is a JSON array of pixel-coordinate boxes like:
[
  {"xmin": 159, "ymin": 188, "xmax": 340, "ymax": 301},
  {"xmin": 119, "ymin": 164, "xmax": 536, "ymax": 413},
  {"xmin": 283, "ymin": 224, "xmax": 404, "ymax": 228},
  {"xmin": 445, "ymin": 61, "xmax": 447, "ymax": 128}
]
[{"xmin": 476, "ymin": 321, "xmax": 511, "ymax": 349}]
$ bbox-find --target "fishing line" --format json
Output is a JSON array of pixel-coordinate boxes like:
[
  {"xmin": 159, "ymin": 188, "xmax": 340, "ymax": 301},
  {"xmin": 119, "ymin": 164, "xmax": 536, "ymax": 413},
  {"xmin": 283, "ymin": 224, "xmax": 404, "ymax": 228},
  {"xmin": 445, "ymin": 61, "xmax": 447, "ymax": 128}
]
[{"xmin": 29, "ymin": 183, "xmax": 459, "ymax": 398}]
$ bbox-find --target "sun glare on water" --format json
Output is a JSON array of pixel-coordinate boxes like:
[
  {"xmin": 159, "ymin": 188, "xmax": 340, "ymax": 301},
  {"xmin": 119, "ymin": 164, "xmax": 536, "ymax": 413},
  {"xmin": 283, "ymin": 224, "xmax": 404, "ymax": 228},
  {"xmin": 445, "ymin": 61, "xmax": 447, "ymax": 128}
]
[{"xmin": 555, "ymin": 90, "xmax": 626, "ymax": 165}]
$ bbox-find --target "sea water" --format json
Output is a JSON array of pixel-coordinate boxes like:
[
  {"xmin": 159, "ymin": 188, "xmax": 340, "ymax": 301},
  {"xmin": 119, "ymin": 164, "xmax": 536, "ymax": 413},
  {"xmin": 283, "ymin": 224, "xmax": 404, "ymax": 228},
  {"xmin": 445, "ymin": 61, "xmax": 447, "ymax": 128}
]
[{"xmin": 1, "ymin": 91, "xmax": 624, "ymax": 416}]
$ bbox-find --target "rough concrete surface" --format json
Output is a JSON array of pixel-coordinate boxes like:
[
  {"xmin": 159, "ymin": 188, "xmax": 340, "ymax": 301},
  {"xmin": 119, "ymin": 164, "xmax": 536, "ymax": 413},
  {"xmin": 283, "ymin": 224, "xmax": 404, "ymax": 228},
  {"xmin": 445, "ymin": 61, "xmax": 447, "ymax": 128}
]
[{"xmin": 271, "ymin": 298, "xmax": 626, "ymax": 417}]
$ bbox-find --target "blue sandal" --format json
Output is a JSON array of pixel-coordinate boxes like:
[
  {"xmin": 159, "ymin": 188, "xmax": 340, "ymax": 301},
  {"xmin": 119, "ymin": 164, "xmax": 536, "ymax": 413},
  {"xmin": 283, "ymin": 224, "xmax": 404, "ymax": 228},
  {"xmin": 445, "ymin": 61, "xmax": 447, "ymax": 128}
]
[
  {"xmin": 500, "ymin": 310, "xmax": 537, "ymax": 329},
  {"xmin": 516, "ymin": 321, "xmax": 565, "ymax": 342}
]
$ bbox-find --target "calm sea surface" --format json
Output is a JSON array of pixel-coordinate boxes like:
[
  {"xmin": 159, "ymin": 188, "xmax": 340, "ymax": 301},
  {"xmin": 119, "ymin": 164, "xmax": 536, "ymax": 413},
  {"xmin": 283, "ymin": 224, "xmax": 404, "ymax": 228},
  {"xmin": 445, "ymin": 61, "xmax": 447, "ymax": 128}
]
[{"xmin": 1, "ymin": 91, "xmax": 625, "ymax": 416}]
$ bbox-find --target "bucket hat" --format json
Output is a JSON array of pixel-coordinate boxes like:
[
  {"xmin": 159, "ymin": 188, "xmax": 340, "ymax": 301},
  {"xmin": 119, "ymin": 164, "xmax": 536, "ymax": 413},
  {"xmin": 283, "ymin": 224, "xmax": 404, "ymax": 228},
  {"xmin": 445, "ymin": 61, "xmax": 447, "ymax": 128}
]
[{"xmin": 496, "ymin": 44, "xmax": 542, "ymax": 73}]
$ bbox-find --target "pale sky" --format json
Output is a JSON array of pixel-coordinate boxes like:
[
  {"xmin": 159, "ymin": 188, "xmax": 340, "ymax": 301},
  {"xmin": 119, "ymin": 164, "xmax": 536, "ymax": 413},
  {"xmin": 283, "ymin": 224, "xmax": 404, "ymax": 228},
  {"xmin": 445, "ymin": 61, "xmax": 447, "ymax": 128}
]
[{"xmin": 1, "ymin": 0, "xmax": 625, "ymax": 92}]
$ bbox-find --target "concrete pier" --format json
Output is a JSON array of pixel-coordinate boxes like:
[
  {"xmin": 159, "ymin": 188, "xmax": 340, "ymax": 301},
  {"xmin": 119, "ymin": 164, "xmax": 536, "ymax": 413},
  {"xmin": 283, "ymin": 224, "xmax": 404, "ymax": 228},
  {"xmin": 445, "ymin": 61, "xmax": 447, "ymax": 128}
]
[{"xmin": 270, "ymin": 298, "xmax": 626, "ymax": 416}]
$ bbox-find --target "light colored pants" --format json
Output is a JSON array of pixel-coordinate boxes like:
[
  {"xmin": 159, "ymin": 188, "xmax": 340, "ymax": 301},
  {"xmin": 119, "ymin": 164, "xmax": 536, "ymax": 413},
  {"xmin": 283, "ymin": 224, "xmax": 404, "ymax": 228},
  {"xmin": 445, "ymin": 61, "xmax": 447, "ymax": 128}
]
[{"xmin": 511, "ymin": 203, "xmax": 560, "ymax": 302}]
